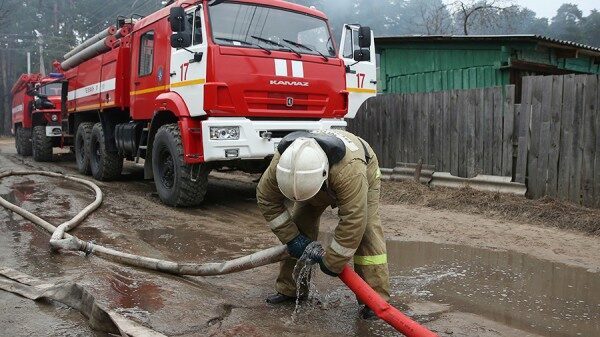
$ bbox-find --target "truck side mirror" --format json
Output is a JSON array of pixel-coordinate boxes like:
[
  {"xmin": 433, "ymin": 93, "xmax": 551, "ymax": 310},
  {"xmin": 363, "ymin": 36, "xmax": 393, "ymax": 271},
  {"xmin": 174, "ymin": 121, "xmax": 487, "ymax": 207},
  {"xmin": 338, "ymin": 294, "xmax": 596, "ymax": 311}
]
[
  {"xmin": 171, "ymin": 32, "xmax": 192, "ymax": 49},
  {"xmin": 358, "ymin": 26, "xmax": 372, "ymax": 48},
  {"xmin": 354, "ymin": 49, "xmax": 371, "ymax": 62},
  {"xmin": 170, "ymin": 7, "xmax": 187, "ymax": 32}
]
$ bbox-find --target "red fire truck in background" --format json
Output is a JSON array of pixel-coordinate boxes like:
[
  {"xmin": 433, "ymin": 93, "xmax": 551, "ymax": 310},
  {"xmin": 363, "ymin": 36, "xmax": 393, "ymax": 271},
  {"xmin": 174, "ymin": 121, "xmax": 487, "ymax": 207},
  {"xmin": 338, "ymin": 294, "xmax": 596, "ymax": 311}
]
[
  {"xmin": 11, "ymin": 73, "xmax": 66, "ymax": 161},
  {"xmin": 20, "ymin": 0, "xmax": 377, "ymax": 207}
]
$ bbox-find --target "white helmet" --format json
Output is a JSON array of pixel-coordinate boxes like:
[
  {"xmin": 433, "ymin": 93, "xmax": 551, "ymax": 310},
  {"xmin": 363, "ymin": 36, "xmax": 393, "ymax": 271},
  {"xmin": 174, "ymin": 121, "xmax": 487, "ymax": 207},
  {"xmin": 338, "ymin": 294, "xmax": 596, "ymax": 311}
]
[{"xmin": 276, "ymin": 138, "xmax": 329, "ymax": 201}]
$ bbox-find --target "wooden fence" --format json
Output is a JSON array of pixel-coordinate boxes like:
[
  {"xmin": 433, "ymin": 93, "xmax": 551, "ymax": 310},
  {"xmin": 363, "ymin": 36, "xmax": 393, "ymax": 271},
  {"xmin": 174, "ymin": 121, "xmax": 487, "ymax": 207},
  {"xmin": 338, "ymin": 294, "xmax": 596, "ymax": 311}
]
[{"xmin": 348, "ymin": 74, "xmax": 600, "ymax": 208}]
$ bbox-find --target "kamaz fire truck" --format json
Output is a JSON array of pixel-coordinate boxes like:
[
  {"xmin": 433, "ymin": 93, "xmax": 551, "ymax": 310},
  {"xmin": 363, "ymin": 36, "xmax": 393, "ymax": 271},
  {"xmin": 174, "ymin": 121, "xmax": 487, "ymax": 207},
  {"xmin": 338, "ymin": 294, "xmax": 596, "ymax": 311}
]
[
  {"xmin": 11, "ymin": 73, "xmax": 65, "ymax": 161},
  {"xmin": 56, "ymin": 0, "xmax": 377, "ymax": 206}
]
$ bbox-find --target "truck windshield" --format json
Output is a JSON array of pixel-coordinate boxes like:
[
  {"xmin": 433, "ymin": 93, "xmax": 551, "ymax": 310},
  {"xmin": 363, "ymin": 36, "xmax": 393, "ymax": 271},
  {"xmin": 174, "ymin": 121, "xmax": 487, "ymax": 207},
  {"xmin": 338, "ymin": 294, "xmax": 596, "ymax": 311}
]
[
  {"xmin": 209, "ymin": 3, "xmax": 336, "ymax": 58},
  {"xmin": 38, "ymin": 83, "xmax": 62, "ymax": 96}
]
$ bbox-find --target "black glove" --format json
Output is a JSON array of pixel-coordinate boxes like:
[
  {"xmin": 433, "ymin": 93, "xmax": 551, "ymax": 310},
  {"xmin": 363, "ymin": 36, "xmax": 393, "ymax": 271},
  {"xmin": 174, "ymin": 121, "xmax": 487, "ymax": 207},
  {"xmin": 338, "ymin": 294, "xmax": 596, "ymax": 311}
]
[
  {"xmin": 286, "ymin": 234, "xmax": 312, "ymax": 259},
  {"xmin": 306, "ymin": 242, "xmax": 340, "ymax": 277}
]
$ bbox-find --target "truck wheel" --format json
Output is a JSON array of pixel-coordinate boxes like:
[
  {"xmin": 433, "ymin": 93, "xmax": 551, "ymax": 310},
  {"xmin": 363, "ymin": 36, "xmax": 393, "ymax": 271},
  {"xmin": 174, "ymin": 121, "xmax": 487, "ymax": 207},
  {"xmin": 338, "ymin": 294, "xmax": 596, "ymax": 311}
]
[
  {"xmin": 152, "ymin": 123, "xmax": 210, "ymax": 207},
  {"xmin": 32, "ymin": 126, "xmax": 53, "ymax": 162},
  {"xmin": 15, "ymin": 127, "xmax": 22, "ymax": 155},
  {"xmin": 75, "ymin": 122, "xmax": 94, "ymax": 175},
  {"xmin": 90, "ymin": 123, "xmax": 123, "ymax": 181},
  {"xmin": 17, "ymin": 127, "xmax": 32, "ymax": 156}
]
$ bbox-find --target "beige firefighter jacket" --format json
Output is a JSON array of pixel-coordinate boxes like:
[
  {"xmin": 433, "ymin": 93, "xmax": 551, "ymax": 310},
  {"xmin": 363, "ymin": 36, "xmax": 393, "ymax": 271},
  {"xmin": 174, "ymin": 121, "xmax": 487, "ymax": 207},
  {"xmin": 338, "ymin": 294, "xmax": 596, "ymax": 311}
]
[{"xmin": 257, "ymin": 130, "xmax": 378, "ymax": 273}]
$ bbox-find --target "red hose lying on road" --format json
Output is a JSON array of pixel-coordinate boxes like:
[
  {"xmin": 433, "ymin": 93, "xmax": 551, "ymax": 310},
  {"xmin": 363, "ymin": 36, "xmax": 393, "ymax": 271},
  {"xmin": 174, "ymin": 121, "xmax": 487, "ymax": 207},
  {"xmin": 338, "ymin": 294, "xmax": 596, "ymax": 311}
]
[{"xmin": 339, "ymin": 266, "xmax": 439, "ymax": 337}]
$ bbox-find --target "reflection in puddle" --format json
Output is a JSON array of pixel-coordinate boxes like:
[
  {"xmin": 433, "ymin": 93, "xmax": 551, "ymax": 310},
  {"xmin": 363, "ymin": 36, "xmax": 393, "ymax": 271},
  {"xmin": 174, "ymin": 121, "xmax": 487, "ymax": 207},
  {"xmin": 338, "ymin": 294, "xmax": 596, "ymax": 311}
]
[
  {"xmin": 387, "ymin": 241, "xmax": 600, "ymax": 337},
  {"xmin": 137, "ymin": 227, "xmax": 242, "ymax": 261},
  {"xmin": 106, "ymin": 269, "xmax": 165, "ymax": 312}
]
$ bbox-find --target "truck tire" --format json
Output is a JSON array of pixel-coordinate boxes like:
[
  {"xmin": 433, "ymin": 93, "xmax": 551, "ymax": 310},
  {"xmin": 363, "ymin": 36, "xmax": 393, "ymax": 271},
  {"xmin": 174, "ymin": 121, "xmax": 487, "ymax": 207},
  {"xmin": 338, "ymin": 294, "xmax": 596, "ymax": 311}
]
[
  {"xmin": 90, "ymin": 123, "xmax": 123, "ymax": 181},
  {"xmin": 15, "ymin": 127, "xmax": 22, "ymax": 155},
  {"xmin": 152, "ymin": 123, "xmax": 210, "ymax": 207},
  {"xmin": 75, "ymin": 122, "xmax": 94, "ymax": 175},
  {"xmin": 32, "ymin": 126, "xmax": 53, "ymax": 162},
  {"xmin": 16, "ymin": 127, "xmax": 32, "ymax": 156}
]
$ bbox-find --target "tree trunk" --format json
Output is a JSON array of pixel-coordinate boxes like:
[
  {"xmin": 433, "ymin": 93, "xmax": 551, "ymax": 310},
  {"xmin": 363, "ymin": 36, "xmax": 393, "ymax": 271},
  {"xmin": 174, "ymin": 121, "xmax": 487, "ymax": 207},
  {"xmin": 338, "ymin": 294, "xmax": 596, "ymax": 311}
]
[{"xmin": 0, "ymin": 50, "xmax": 8, "ymax": 136}]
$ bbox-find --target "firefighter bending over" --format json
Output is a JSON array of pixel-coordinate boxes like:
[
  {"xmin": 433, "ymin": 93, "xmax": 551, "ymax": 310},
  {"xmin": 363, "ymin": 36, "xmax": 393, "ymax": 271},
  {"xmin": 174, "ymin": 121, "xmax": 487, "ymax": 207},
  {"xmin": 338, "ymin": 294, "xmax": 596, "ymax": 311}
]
[{"xmin": 256, "ymin": 129, "xmax": 390, "ymax": 319}]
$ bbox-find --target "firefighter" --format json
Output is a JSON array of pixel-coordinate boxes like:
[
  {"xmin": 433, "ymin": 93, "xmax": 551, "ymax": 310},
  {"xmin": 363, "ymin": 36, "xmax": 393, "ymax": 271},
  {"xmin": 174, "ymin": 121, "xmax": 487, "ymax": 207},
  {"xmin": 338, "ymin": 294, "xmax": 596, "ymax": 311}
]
[{"xmin": 256, "ymin": 129, "xmax": 390, "ymax": 319}]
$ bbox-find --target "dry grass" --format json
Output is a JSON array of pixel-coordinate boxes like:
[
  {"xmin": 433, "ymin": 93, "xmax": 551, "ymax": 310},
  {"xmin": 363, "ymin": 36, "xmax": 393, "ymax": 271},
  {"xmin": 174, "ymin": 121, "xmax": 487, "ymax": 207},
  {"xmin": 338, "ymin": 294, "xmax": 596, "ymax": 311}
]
[{"xmin": 381, "ymin": 180, "xmax": 600, "ymax": 235}]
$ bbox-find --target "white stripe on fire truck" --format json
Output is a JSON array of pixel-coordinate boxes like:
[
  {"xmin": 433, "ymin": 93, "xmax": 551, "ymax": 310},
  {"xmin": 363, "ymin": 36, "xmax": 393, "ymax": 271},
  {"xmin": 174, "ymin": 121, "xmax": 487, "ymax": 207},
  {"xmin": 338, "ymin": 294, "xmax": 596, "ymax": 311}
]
[
  {"xmin": 274, "ymin": 59, "xmax": 304, "ymax": 78},
  {"xmin": 274, "ymin": 59, "xmax": 288, "ymax": 77},
  {"xmin": 11, "ymin": 104, "xmax": 24, "ymax": 114},
  {"xmin": 291, "ymin": 60, "xmax": 304, "ymax": 78},
  {"xmin": 67, "ymin": 78, "xmax": 116, "ymax": 101}
]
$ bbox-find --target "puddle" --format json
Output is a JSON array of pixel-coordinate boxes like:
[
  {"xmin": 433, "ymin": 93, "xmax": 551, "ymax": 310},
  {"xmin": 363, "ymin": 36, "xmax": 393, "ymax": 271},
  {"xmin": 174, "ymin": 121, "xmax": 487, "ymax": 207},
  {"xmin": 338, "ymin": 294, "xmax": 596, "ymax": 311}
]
[
  {"xmin": 105, "ymin": 268, "xmax": 165, "ymax": 312},
  {"xmin": 137, "ymin": 227, "xmax": 243, "ymax": 261},
  {"xmin": 387, "ymin": 241, "xmax": 600, "ymax": 337}
]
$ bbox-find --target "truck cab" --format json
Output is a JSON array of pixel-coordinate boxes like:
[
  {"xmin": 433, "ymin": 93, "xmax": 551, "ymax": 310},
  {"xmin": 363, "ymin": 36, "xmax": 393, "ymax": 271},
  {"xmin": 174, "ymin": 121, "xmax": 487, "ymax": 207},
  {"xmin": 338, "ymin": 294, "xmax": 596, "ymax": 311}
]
[{"xmin": 12, "ymin": 74, "xmax": 66, "ymax": 161}]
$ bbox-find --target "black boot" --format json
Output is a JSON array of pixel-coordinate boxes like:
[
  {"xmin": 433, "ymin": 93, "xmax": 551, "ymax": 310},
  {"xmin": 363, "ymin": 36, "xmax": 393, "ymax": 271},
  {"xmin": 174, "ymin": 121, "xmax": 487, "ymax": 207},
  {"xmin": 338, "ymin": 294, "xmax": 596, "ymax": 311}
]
[
  {"xmin": 265, "ymin": 292, "xmax": 296, "ymax": 304},
  {"xmin": 359, "ymin": 305, "xmax": 377, "ymax": 320}
]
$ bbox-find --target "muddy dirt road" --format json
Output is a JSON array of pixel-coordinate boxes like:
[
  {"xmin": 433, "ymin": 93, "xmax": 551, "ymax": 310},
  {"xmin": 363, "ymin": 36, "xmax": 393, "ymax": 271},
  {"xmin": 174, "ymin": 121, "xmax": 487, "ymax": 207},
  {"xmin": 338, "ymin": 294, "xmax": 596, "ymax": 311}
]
[{"xmin": 1, "ymin": 137, "xmax": 599, "ymax": 337}]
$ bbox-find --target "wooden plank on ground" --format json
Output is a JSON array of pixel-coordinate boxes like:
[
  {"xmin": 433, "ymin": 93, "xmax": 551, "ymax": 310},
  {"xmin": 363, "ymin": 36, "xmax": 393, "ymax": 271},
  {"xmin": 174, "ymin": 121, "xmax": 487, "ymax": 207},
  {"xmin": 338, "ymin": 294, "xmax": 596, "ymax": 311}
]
[
  {"xmin": 515, "ymin": 77, "xmax": 533, "ymax": 184},
  {"xmin": 502, "ymin": 85, "xmax": 516, "ymax": 177},
  {"xmin": 557, "ymin": 75, "xmax": 576, "ymax": 201},
  {"xmin": 546, "ymin": 76, "xmax": 564, "ymax": 197},
  {"xmin": 537, "ymin": 76, "xmax": 554, "ymax": 197},
  {"xmin": 483, "ymin": 87, "xmax": 494, "ymax": 175},
  {"xmin": 492, "ymin": 86, "xmax": 503, "ymax": 176},
  {"xmin": 569, "ymin": 75, "xmax": 586, "ymax": 204},
  {"xmin": 582, "ymin": 75, "xmax": 598, "ymax": 207}
]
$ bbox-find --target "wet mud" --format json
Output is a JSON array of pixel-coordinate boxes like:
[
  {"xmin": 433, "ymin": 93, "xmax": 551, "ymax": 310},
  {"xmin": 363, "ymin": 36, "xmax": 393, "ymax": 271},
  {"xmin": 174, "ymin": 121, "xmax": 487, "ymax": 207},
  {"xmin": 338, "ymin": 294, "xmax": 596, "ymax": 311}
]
[{"xmin": 1, "ymin": 139, "xmax": 599, "ymax": 336}]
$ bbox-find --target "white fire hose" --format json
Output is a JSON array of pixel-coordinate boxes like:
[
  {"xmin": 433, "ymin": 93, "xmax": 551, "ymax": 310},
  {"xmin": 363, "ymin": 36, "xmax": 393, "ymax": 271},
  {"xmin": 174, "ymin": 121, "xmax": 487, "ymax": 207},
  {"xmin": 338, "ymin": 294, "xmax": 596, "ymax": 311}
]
[{"xmin": 0, "ymin": 170, "xmax": 289, "ymax": 275}]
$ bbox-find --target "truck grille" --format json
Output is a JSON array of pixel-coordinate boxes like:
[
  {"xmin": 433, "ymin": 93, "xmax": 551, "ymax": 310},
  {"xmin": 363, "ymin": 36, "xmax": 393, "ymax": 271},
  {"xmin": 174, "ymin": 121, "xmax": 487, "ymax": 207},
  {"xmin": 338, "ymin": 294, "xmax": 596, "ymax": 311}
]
[{"xmin": 245, "ymin": 91, "xmax": 328, "ymax": 113}]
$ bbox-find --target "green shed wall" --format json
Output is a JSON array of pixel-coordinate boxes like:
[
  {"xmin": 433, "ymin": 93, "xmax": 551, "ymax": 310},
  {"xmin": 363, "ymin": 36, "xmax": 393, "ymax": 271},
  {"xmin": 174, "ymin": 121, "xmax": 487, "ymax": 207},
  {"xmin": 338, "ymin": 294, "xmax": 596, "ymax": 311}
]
[{"xmin": 378, "ymin": 40, "xmax": 600, "ymax": 94}]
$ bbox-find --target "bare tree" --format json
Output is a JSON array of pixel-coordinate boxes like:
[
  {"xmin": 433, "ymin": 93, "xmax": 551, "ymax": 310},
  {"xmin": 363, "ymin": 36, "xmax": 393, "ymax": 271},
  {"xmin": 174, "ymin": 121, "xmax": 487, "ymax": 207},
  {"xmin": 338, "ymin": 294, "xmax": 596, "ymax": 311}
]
[
  {"xmin": 449, "ymin": 0, "xmax": 519, "ymax": 35},
  {"xmin": 419, "ymin": 3, "xmax": 453, "ymax": 35},
  {"xmin": 402, "ymin": 0, "xmax": 453, "ymax": 35}
]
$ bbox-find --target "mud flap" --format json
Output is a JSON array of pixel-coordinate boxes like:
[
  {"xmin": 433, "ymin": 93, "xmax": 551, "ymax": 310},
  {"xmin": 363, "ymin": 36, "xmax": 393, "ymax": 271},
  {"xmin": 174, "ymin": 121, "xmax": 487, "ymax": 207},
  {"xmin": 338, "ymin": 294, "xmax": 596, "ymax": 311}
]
[{"xmin": 0, "ymin": 267, "xmax": 166, "ymax": 337}]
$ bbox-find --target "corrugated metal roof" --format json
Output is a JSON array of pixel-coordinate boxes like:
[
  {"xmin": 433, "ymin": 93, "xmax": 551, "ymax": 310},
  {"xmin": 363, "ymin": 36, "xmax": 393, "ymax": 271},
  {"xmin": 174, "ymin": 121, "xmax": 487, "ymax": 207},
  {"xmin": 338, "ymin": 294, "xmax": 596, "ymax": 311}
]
[{"xmin": 375, "ymin": 35, "xmax": 600, "ymax": 54}]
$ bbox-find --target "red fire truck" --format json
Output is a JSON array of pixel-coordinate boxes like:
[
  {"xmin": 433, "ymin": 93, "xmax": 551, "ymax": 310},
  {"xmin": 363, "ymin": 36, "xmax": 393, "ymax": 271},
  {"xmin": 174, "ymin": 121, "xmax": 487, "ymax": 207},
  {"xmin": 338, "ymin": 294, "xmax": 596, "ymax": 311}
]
[
  {"xmin": 59, "ymin": 0, "xmax": 376, "ymax": 206},
  {"xmin": 11, "ymin": 73, "xmax": 65, "ymax": 161}
]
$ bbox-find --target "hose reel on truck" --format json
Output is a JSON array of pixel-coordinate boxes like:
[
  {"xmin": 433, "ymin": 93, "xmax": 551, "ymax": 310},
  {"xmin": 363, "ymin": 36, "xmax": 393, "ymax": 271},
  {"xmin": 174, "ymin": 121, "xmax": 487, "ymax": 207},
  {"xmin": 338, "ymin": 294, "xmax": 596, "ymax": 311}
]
[{"xmin": 0, "ymin": 170, "xmax": 438, "ymax": 336}]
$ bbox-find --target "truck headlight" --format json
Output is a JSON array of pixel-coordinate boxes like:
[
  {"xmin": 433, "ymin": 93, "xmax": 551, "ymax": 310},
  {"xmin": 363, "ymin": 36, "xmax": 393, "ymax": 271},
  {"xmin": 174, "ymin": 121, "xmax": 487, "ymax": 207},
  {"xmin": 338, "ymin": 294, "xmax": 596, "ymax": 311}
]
[
  {"xmin": 210, "ymin": 127, "xmax": 240, "ymax": 140},
  {"xmin": 51, "ymin": 114, "xmax": 58, "ymax": 122}
]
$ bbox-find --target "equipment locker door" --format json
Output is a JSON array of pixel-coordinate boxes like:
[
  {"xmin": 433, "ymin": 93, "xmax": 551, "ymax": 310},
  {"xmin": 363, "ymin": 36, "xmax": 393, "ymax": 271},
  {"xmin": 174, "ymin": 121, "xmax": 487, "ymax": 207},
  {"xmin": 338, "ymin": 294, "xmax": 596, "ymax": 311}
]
[
  {"xmin": 339, "ymin": 25, "xmax": 377, "ymax": 119},
  {"xmin": 169, "ymin": 5, "xmax": 208, "ymax": 117}
]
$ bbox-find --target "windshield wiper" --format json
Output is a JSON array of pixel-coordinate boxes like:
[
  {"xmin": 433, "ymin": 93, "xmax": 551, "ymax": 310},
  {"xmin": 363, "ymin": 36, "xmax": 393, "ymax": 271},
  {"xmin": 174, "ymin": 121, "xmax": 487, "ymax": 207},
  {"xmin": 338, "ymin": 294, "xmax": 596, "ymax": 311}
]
[
  {"xmin": 283, "ymin": 38, "xmax": 329, "ymax": 61},
  {"xmin": 251, "ymin": 35, "xmax": 301, "ymax": 58},
  {"xmin": 215, "ymin": 37, "xmax": 271, "ymax": 55}
]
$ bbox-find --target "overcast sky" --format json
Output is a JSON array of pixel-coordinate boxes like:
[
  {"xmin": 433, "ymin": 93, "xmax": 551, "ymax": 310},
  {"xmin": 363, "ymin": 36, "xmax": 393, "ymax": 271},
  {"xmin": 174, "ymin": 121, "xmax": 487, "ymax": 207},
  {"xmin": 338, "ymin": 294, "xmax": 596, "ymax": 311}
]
[{"xmin": 513, "ymin": 0, "xmax": 598, "ymax": 18}]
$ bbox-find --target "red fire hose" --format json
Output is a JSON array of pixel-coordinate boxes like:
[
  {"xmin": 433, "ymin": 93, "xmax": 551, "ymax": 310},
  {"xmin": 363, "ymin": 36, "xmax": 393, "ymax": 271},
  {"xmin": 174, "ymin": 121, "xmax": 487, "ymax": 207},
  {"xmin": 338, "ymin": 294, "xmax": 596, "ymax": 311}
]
[{"xmin": 339, "ymin": 266, "xmax": 439, "ymax": 337}]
